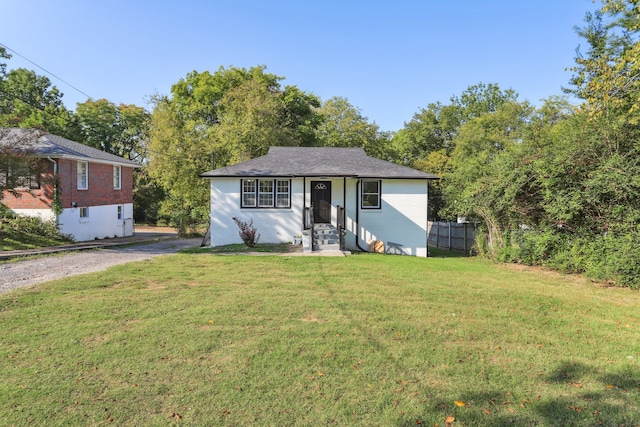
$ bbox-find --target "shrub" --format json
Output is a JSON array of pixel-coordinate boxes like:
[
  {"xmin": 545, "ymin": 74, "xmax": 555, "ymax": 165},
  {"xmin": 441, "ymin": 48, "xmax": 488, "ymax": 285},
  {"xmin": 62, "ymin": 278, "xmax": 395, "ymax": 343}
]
[
  {"xmin": 5, "ymin": 215, "xmax": 73, "ymax": 241},
  {"xmin": 232, "ymin": 217, "xmax": 260, "ymax": 248}
]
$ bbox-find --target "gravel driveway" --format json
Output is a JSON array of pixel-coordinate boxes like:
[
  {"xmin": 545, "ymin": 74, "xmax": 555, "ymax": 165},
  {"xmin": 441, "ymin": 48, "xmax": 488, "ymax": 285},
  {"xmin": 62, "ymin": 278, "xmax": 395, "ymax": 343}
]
[{"xmin": 0, "ymin": 238, "xmax": 200, "ymax": 295}]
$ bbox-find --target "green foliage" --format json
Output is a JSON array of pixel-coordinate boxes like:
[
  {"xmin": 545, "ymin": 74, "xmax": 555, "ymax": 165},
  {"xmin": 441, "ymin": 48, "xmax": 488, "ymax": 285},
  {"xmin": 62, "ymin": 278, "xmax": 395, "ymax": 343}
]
[
  {"xmin": 0, "ymin": 68, "xmax": 82, "ymax": 140},
  {"xmin": 75, "ymin": 99, "xmax": 149, "ymax": 161},
  {"xmin": 509, "ymin": 229, "xmax": 640, "ymax": 289},
  {"xmin": 0, "ymin": 211, "xmax": 72, "ymax": 249},
  {"xmin": 315, "ymin": 96, "xmax": 390, "ymax": 159},
  {"xmin": 132, "ymin": 168, "xmax": 166, "ymax": 224},
  {"xmin": 148, "ymin": 66, "xmax": 322, "ymax": 226}
]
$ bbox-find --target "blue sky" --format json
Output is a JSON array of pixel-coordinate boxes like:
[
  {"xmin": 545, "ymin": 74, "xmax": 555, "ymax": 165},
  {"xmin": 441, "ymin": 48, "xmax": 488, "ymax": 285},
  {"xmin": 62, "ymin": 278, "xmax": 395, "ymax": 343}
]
[{"xmin": 2, "ymin": 0, "xmax": 599, "ymax": 132}]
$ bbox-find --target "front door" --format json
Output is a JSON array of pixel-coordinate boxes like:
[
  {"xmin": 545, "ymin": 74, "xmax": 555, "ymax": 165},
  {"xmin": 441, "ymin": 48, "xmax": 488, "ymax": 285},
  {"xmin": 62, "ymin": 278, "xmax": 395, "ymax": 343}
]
[{"xmin": 311, "ymin": 181, "xmax": 331, "ymax": 223}]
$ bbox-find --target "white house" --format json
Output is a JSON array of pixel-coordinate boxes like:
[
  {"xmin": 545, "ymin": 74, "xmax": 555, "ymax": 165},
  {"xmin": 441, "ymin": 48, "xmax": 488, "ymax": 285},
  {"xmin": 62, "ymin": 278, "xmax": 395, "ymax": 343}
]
[{"xmin": 200, "ymin": 147, "xmax": 439, "ymax": 256}]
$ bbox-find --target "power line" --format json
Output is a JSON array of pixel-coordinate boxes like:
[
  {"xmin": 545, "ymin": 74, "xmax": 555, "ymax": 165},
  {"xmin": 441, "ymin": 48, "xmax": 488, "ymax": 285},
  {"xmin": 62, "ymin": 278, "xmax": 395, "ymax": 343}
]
[{"xmin": 0, "ymin": 42, "xmax": 93, "ymax": 100}]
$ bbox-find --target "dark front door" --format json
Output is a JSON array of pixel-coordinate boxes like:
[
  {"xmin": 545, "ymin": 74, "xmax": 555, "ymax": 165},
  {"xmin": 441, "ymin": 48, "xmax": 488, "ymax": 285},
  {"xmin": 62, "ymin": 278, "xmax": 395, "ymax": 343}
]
[{"xmin": 311, "ymin": 181, "xmax": 331, "ymax": 223}]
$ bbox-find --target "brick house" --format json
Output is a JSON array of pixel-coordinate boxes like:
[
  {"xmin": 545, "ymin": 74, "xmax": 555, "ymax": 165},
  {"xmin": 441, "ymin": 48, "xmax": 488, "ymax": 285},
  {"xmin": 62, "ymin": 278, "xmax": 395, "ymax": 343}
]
[{"xmin": 1, "ymin": 128, "xmax": 140, "ymax": 241}]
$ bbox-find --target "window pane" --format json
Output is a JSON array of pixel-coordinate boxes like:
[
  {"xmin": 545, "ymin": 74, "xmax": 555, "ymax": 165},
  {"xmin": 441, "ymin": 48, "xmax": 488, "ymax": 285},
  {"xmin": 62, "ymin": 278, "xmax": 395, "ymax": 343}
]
[
  {"xmin": 259, "ymin": 180, "xmax": 273, "ymax": 193},
  {"xmin": 363, "ymin": 194, "xmax": 379, "ymax": 207},
  {"xmin": 363, "ymin": 181, "xmax": 378, "ymax": 193},
  {"xmin": 276, "ymin": 194, "xmax": 289, "ymax": 207},
  {"xmin": 243, "ymin": 194, "xmax": 256, "ymax": 207},
  {"xmin": 243, "ymin": 179, "xmax": 256, "ymax": 192},
  {"xmin": 258, "ymin": 193, "xmax": 273, "ymax": 207}
]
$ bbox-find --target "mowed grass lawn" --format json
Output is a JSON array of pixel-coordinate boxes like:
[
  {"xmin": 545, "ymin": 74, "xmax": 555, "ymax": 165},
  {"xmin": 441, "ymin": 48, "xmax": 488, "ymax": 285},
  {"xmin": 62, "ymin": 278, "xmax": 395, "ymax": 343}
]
[{"xmin": 1, "ymin": 253, "xmax": 639, "ymax": 426}]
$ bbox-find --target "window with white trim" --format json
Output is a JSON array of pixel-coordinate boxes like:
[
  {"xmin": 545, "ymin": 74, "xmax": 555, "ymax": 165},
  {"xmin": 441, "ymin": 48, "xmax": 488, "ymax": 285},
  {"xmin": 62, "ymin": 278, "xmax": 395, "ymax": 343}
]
[
  {"xmin": 361, "ymin": 180, "xmax": 381, "ymax": 209},
  {"xmin": 241, "ymin": 179, "xmax": 290, "ymax": 208},
  {"xmin": 117, "ymin": 205, "xmax": 123, "ymax": 220},
  {"xmin": 80, "ymin": 207, "xmax": 89, "ymax": 218},
  {"xmin": 113, "ymin": 165, "xmax": 121, "ymax": 190},
  {"xmin": 276, "ymin": 180, "xmax": 290, "ymax": 207},
  {"xmin": 77, "ymin": 161, "xmax": 88, "ymax": 190},
  {"xmin": 242, "ymin": 179, "xmax": 257, "ymax": 207},
  {"xmin": 258, "ymin": 180, "xmax": 274, "ymax": 207}
]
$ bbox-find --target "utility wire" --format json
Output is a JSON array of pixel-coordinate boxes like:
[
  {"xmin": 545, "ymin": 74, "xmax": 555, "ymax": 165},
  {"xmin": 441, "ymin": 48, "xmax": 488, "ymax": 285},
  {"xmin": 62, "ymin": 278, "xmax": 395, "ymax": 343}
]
[{"xmin": 0, "ymin": 42, "xmax": 93, "ymax": 100}]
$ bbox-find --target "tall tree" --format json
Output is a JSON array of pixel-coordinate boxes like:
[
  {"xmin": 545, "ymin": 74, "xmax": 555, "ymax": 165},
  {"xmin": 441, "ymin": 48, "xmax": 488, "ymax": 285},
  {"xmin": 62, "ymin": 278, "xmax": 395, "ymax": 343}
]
[
  {"xmin": 0, "ymin": 68, "xmax": 82, "ymax": 141},
  {"xmin": 568, "ymin": 0, "xmax": 640, "ymax": 119},
  {"xmin": 315, "ymin": 96, "xmax": 388, "ymax": 158},
  {"xmin": 147, "ymin": 66, "xmax": 321, "ymax": 229},
  {"xmin": 442, "ymin": 100, "xmax": 535, "ymax": 245},
  {"xmin": 76, "ymin": 99, "xmax": 149, "ymax": 161}
]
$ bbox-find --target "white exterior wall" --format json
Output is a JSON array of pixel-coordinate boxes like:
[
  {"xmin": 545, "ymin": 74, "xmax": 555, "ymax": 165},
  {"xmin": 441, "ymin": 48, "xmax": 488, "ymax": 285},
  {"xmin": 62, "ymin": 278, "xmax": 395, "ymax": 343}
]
[
  {"xmin": 303, "ymin": 178, "xmax": 346, "ymax": 225},
  {"xmin": 10, "ymin": 209, "xmax": 56, "ymax": 222},
  {"xmin": 343, "ymin": 179, "xmax": 428, "ymax": 257},
  {"xmin": 208, "ymin": 177, "xmax": 428, "ymax": 256},
  {"xmin": 209, "ymin": 178, "xmax": 304, "ymax": 246},
  {"xmin": 57, "ymin": 203, "xmax": 134, "ymax": 241}
]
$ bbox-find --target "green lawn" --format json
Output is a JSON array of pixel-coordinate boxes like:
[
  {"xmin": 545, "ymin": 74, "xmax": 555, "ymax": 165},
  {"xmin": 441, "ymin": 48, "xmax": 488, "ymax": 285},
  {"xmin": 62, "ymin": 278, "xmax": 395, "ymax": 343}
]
[
  {"xmin": 0, "ymin": 224, "xmax": 71, "ymax": 251},
  {"xmin": 1, "ymin": 253, "xmax": 638, "ymax": 426}
]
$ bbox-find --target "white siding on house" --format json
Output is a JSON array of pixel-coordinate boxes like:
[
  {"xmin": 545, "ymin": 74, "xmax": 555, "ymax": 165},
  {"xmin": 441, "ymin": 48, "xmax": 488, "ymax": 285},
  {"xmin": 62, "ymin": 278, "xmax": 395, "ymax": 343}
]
[
  {"xmin": 343, "ymin": 179, "xmax": 428, "ymax": 257},
  {"xmin": 58, "ymin": 203, "xmax": 134, "ymax": 241},
  {"xmin": 10, "ymin": 209, "xmax": 56, "ymax": 222},
  {"xmin": 209, "ymin": 178, "xmax": 304, "ymax": 246},
  {"xmin": 207, "ymin": 177, "xmax": 428, "ymax": 256}
]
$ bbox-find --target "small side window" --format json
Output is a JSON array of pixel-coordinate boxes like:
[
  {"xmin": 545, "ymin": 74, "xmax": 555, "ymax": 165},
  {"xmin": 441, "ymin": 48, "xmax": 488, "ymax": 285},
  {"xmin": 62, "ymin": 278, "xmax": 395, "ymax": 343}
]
[
  {"xmin": 361, "ymin": 180, "xmax": 381, "ymax": 209},
  {"xmin": 80, "ymin": 207, "xmax": 89, "ymax": 218},
  {"xmin": 77, "ymin": 162, "xmax": 88, "ymax": 190},
  {"xmin": 113, "ymin": 165, "xmax": 121, "ymax": 190}
]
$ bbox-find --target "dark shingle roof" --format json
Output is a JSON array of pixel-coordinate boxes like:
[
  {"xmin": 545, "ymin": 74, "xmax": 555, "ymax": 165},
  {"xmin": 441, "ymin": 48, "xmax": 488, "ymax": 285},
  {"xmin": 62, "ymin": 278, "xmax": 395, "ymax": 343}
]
[
  {"xmin": 200, "ymin": 147, "xmax": 438, "ymax": 179},
  {"xmin": 0, "ymin": 128, "xmax": 140, "ymax": 167}
]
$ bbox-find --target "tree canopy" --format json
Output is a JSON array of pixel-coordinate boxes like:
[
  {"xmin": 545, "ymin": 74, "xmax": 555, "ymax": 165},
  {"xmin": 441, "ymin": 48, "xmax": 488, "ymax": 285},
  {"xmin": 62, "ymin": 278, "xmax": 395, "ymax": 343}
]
[{"xmin": 147, "ymin": 66, "xmax": 322, "ymax": 229}]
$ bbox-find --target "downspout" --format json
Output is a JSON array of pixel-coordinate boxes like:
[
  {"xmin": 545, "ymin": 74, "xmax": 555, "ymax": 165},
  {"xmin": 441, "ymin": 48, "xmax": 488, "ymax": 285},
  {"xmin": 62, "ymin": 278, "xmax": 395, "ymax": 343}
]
[
  {"xmin": 46, "ymin": 157, "xmax": 59, "ymax": 225},
  {"xmin": 354, "ymin": 179, "xmax": 368, "ymax": 252},
  {"xmin": 426, "ymin": 179, "xmax": 429, "ymax": 257},
  {"xmin": 302, "ymin": 176, "xmax": 306, "ymax": 228}
]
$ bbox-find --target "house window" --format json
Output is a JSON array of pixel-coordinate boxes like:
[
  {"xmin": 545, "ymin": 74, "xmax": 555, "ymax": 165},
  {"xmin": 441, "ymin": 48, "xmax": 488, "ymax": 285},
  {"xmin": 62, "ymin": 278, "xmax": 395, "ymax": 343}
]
[
  {"xmin": 242, "ymin": 179, "xmax": 257, "ymax": 207},
  {"xmin": 361, "ymin": 180, "xmax": 381, "ymax": 209},
  {"xmin": 258, "ymin": 180, "xmax": 274, "ymax": 207},
  {"xmin": 241, "ymin": 179, "xmax": 290, "ymax": 208},
  {"xmin": 80, "ymin": 207, "xmax": 89, "ymax": 218},
  {"xmin": 117, "ymin": 205, "xmax": 123, "ymax": 220},
  {"xmin": 113, "ymin": 165, "xmax": 121, "ymax": 190},
  {"xmin": 276, "ymin": 180, "xmax": 290, "ymax": 207},
  {"xmin": 77, "ymin": 161, "xmax": 88, "ymax": 190},
  {"xmin": 1, "ymin": 160, "xmax": 40, "ymax": 189}
]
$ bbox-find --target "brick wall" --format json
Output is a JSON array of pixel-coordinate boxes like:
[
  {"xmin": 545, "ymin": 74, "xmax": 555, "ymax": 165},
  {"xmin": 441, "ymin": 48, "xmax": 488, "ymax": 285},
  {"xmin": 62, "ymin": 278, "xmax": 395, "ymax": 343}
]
[
  {"xmin": 2, "ymin": 161, "xmax": 55, "ymax": 209},
  {"xmin": 3, "ymin": 158, "xmax": 134, "ymax": 210},
  {"xmin": 58, "ymin": 159, "xmax": 134, "ymax": 208}
]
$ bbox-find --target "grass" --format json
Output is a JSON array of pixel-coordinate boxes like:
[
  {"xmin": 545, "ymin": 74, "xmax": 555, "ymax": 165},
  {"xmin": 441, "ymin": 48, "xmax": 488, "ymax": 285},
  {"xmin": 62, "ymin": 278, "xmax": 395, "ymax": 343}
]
[
  {"xmin": 0, "ymin": 254, "xmax": 638, "ymax": 426},
  {"xmin": 0, "ymin": 224, "xmax": 71, "ymax": 251},
  {"xmin": 182, "ymin": 242, "xmax": 297, "ymax": 254}
]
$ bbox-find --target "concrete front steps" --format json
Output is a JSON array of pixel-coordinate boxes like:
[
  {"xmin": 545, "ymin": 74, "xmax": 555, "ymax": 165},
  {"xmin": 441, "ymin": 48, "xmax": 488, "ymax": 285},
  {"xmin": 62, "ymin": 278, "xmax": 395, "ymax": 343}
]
[{"xmin": 313, "ymin": 223, "xmax": 340, "ymax": 252}]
